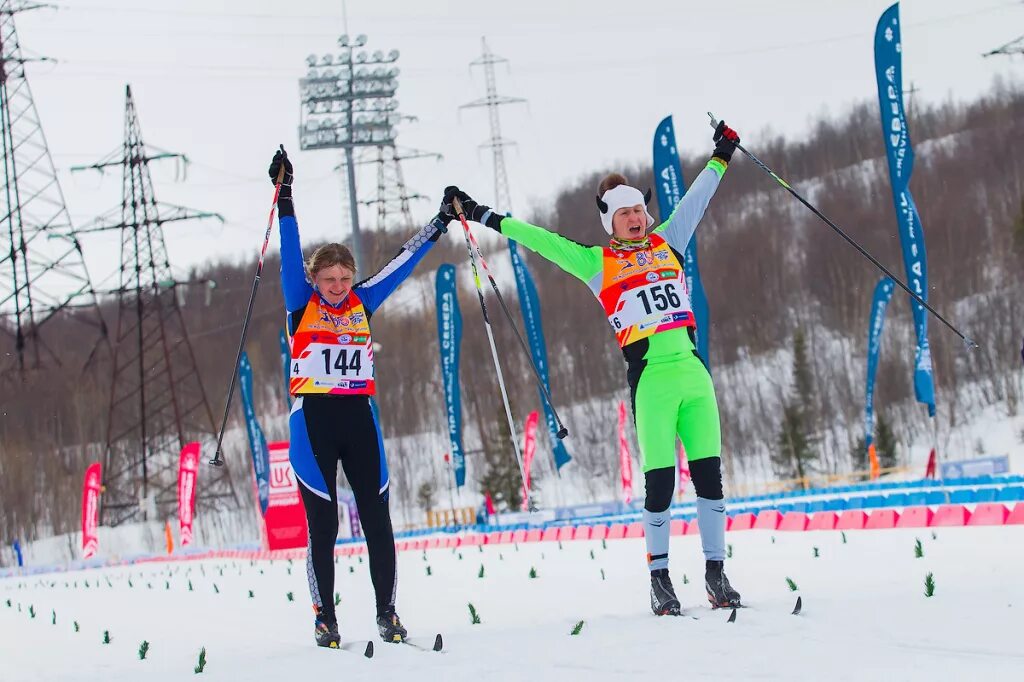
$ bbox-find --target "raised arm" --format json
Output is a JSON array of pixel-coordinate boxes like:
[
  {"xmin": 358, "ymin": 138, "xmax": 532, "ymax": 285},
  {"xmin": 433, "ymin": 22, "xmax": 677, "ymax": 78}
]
[
  {"xmin": 653, "ymin": 121, "xmax": 740, "ymax": 253},
  {"xmin": 441, "ymin": 186, "xmax": 602, "ymax": 284},
  {"xmin": 354, "ymin": 216, "xmax": 448, "ymax": 315},
  {"xmin": 269, "ymin": 148, "xmax": 313, "ymax": 313}
]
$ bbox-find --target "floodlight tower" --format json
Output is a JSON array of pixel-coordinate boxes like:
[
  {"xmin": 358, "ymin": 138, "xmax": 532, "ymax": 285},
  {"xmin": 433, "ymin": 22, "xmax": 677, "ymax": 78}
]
[{"xmin": 298, "ymin": 35, "xmax": 401, "ymax": 265}]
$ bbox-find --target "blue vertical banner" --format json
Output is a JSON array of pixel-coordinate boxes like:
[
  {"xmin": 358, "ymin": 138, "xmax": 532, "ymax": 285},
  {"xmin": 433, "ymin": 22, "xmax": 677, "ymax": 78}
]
[
  {"xmin": 865, "ymin": 277, "xmax": 895, "ymax": 448},
  {"xmin": 239, "ymin": 351, "xmax": 271, "ymax": 515},
  {"xmin": 278, "ymin": 329, "xmax": 291, "ymax": 410},
  {"xmin": 653, "ymin": 115, "xmax": 711, "ymax": 367},
  {"xmin": 508, "ymin": 239, "xmax": 572, "ymax": 470},
  {"xmin": 874, "ymin": 3, "xmax": 936, "ymax": 416},
  {"xmin": 435, "ymin": 264, "xmax": 466, "ymax": 487},
  {"xmin": 12, "ymin": 539, "xmax": 23, "ymax": 567}
]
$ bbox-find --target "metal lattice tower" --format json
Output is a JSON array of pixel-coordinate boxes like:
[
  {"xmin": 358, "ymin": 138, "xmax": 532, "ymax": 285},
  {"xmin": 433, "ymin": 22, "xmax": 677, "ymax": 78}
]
[
  {"xmin": 76, "ymin": 85, "xmax": 236, "ymax": 525},
  {"xmin": 0, "ymin": 1, "xmax": 106, "ymax": 377},
  {"xmin": 983, "ymin": 34, "xmax": 1024, "ymax": 57},
  {"xmin": 360, "ymin": 144, "xmax": 441, "ymax": 234},
  {"xmin": 460, "ymin": 38, "xmax": 526, "ymax": 211}
]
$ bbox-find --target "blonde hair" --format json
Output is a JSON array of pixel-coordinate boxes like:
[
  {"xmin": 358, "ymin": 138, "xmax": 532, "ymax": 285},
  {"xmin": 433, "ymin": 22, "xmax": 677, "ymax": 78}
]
[
  {"xmin": 597, "ymin": 172, "xmax": 629, "ymax": 197},
  {"xmin": 307, "ymin": 243, "xmax": 356, "ymax": 278}
]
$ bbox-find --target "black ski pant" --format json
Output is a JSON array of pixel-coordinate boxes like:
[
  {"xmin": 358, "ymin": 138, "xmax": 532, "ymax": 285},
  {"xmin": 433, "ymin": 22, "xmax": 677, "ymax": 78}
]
[{"xmin": 290, "ymin": 394, "xmax": 396, "ymax": 622}]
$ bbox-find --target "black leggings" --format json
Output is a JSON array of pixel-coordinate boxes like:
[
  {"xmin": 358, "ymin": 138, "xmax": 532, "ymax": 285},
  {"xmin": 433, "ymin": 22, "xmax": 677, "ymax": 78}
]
[{"xmin": 293, "ymin": 394, "xmax": 396, "ymax": 621}]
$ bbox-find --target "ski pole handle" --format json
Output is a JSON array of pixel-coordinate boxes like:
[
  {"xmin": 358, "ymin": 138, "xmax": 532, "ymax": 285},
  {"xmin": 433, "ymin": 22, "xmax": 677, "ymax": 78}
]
[{"xmin": 452, "ymin": 195, "xmax": 466, "ymax": 219}]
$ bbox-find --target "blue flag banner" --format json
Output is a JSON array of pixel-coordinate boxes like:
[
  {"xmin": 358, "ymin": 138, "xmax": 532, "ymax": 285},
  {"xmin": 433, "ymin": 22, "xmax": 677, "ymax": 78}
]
[
  {"xmin": 13, "ymin": 539, "xmax": 23, "ymax": 567},
  {"xmin": 874, "ymin": 3, "xmax": 935, "ymax": 416},
  {"xmin": 278, "ymin": 329, "xmax": 292, "ymax": 410},
  {"xmin": 865, "ymin": 277, "xmax": 895, "ymax": 447},
  {"xmin": 653, "ymin": 115, "xmax": 711, "ymax": 368},
  {"xmin": 435, "ymin": 264, "xmax": 466, "ymax": 487},
  {"xmin": 240, "ymin": 351, "xmax": 271, "ymax": 515},
  {"xmin": 509, "ymin": 239, "xmax": 572, "ymax": 470}
]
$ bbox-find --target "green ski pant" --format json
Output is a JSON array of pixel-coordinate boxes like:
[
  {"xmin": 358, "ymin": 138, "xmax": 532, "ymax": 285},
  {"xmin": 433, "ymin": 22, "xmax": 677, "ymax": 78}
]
[{"xmin": 628, "ymin": 353, "xmax": 721, "ymax": 472}]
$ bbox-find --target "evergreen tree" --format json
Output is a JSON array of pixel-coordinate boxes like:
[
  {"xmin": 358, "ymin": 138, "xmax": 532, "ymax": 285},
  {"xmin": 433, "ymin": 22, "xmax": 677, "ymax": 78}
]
[
  {"xmin": 416, "ymin": 481, "xmax": 436, "ymax": 513},
  {"xmin": 874, "ymin": 411, "xmax": 898, "ymax": 470},
  {"xmin": 477, "ymin": 408, "xmax": 523, "ymax": 512},
  {"xmin": 774, "ymin": 328, "xmax": 817, "ymax": 485}
]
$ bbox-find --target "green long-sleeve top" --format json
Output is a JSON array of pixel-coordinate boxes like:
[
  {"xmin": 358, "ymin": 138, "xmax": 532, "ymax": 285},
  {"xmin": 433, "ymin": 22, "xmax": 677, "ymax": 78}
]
[{"xmin": 498, "ymin": 158, "xmax": 726, "ymax": 365}]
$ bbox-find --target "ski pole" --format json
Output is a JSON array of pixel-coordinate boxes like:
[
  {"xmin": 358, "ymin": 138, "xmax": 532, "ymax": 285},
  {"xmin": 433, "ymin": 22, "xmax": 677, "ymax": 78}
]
[
  {"xmin": 453, "ymin": 196, "xmax": 532, "ymax": 508},
  {"xmin": 707, "ymin": 112, "xmax": 977, "ymax": 350},
  {"xmin": 210, "ymin": 146, "xmax": 287, "ymax": 467},
  {"xmin": 460, "ymin": 215, "xmax": 569, "ymax": 438}
]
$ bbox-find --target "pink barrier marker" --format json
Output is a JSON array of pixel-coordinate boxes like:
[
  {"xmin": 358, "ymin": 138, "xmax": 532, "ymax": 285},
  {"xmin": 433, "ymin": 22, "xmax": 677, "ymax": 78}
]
[
  {"xmin": 541, "ymin": 527, "xmax": 559, "ymax": 543},
  {"xmin": 670, "ymin": 519, "xmax": 687, "ymax": 536},
  {"xmin": 625, "ymin": 521, "xmax": 644, "ymax": 539},
  {"xmin": 836, "ymin": 510, "xmax": 867, "ymax": 530},
  {"xmin": 512, "ymin": 529, "xmax": 528, "ymax": 544},
  {"xmin": 425, "ymin": 538, "xmax": 440, "ymax": 549},
  {"xmin": 864, "ymin": 509, "xmax": 900, "ymax": 530},
  {"xmin": 462, "ymin": 534, "xmax": 485, "ymax": 546},
  {"xmin": 395, "ymin": 541, "xmax": 409, "ymax": 552},
  {"xmin": 753, "ymin": 510, "xmax": 782, "ymax": 530},
  {"xmin": 807, "ymin": 511, "xmax": 837, "ymax": 531},
  {"xmin": 1008, "ymin": 503, "xmax": 1024, "ymax": 525},
  {"xmin": 573, "ymin": 526, "xmax": 593, "ymax": 541},
  {"xmin": 499, "ymin": 530, "xmax": 514, "ymax": 544},
  {"xmin": 607, "ymin": 524, "xmax": 627, "ymax": 540},
  {"xmin": 556, "ymin": 526, "xmax": 575, "ymax": 542},
  {"xmin": 590, "ymin": 525, "xmax": 609, "ymax": 541},
  {"xmin": 931, "ymin": 504, "xmax": 971, "ymax": 527},
  {"xmin": 485, "ymin": 532, "xmax": 502, "ymax": 545},
  {"xmin": 684, "ymin": 519, "xmax": 700, "ymax": 535},
  {"xmin": 895, "ymin": 506, "xmax": 933, "ymax": 528},
  {"xmin": 729, "ymin": 513, "xmax": 755, "ymax": 531},
  {"xmin": 525, "ymin": 529, "xmax": 542, "ymax": 543},
  {"xmin": 443, "ymin": 536, "xmax": 459, "ymax": 548},
  {"xmin": 778, "ymin": 512, "xmax": 809, "ymax": 531},
  {"xmin": 966, "ymin": 503, "xmax": 1010, "ymax": 526}
]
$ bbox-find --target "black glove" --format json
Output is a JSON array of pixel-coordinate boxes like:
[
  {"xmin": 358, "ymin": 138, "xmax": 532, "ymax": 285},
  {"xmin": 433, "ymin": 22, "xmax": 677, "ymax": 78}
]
[
  {"xmin": 712, "ymin": 121, "xmax": 740, "ymax": 163},
  {"xmin": 268, "ymin": 145, "xmax": 294, "ymax": 215},
  {"xmin": 268, "ymin": 145, "xmax": 293, "ymax": 186},
  {"xmin": 442, "ymin": 186, "xmax": 503, "ymax": 231}
]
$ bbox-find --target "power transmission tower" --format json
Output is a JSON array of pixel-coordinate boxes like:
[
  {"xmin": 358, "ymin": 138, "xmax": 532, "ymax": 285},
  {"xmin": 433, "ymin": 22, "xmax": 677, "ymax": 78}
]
[
  {"xmin": 75, "ymin": 85, "xmax": 236, "ymax": 525},
  {"xmin": 983, "ymin": 34, "xmax": 1024, "ymax": 57},
  {"xmin": 0, "ymin": 0, "xmax": 107, "ymax": 378},
  {"xmin": 359, "ymin": 144, "xmax": 441, "ymax": 234},
  {"xmin": 459, "ymin": 37, "xmax": 526, "ymax": 211}
]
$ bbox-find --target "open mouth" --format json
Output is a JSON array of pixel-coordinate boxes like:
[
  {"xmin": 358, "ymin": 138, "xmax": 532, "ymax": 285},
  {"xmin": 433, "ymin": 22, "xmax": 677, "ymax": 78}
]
[{"xmin": 628, "ymin": 225, "xmax": 643, "ymax": 236}]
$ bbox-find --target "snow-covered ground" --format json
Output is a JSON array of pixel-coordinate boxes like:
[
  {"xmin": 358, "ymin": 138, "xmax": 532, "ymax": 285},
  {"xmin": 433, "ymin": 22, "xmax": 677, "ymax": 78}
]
[{"xmin": 3, "ymin": 526, "xmax": 1022, "ymax": 681}]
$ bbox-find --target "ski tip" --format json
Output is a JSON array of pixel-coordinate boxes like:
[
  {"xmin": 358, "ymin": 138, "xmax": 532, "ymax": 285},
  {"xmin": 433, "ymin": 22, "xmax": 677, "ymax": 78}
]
[
  {"xmin": 792, "ymin": 596, "xmax": 803, "ymax": 616},
  {"xmin": 727, "ymin": 608, "xmax": 737, "ymax": 623},
  {"xmin": 363, "ymin": 641, "xmax": 374, "ymax": 658},
  {"xmin": 432, "ymin": 633, "xmax": 443, "ymax": 652}
]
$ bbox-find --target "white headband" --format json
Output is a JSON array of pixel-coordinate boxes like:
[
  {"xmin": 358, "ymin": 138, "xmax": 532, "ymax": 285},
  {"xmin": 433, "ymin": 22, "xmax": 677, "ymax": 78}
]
[{"xmin": 595, "ymin": 184, "xmax": 655, "ymax": 235}]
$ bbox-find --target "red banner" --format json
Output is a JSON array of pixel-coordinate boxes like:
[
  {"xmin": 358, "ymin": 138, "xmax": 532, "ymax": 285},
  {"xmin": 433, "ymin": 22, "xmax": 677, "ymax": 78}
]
[
  {"xmin": 177, "ymin": 441, "xmax": 200, "ymax": 547},
  {"xmin": 618, "ymin": 401, "xmax": 633, "ymax": 504},
  {"xmin": 81, "ymin": 462, "xmax": 102, "ymax": 559},
  {"xmin": 264, "ymin": 441, "xmax": 309, "ymax": 551},
  {"xmin": 677, "ymin": 442, "xmax": 691, "ymax": 498},
  {"xmin": 520, "ymin": 411, "xmax": 539, "ymax": 510}
]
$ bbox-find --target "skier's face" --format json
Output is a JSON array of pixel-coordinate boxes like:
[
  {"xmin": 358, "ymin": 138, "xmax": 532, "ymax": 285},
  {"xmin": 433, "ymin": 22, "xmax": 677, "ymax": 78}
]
[
  {"xmin": 314, "ymin": 264, "xmax": 355, "ymax": 305},
  {"xmin": 611, "ymin": 204, "xmax": 648, "ymax": 240}
]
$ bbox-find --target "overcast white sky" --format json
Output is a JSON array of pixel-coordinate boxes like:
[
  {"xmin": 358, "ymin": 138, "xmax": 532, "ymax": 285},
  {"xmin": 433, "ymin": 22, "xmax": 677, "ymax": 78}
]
[{"xmin": 15, "ymin": 0, "xmax": 1024, "ymax": 287}]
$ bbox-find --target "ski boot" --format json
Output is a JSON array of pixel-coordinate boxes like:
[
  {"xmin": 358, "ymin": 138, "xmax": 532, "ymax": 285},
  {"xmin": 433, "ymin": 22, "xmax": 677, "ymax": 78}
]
[
  {"xmin": 705, "ymin": 560, "xmax": 742, "ymax": 608},
  {"xmin": 376, "ymin": 607, "xmax": 408, "ymax": 643},
  {"xmin": 650, "ymin": 568, "xmax": 682, "ymax": 616},
  {"xmin": 313, "ymin": 609, "xmax": 341, "ymax": 648}
]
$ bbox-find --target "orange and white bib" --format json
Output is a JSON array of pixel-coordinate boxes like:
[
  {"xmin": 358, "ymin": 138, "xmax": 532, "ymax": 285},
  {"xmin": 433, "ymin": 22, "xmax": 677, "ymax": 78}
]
[
  {"xmin": 289, "ymin": 291, "xmax": 376, "ymax": 396},
  {"xmin": 596, "ymin": 234, "xmax": 694, "ymax": 347}
]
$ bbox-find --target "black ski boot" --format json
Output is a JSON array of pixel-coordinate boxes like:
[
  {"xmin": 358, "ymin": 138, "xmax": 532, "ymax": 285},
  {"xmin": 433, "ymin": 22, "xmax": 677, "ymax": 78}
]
[
  {"xmin": 705, "ymin": 560, "xmax": 742, "ymax": 608},
  {"xmin": 313, "ymin": 609, "xmax": 341, "ymax": 648},
  {"xmin": 376, "ymin": 607, "xmax": 408, "ymax": 643},
  {"xmin": 650, "ymin": 568, "xmax": 682, "ymax": 616}
]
